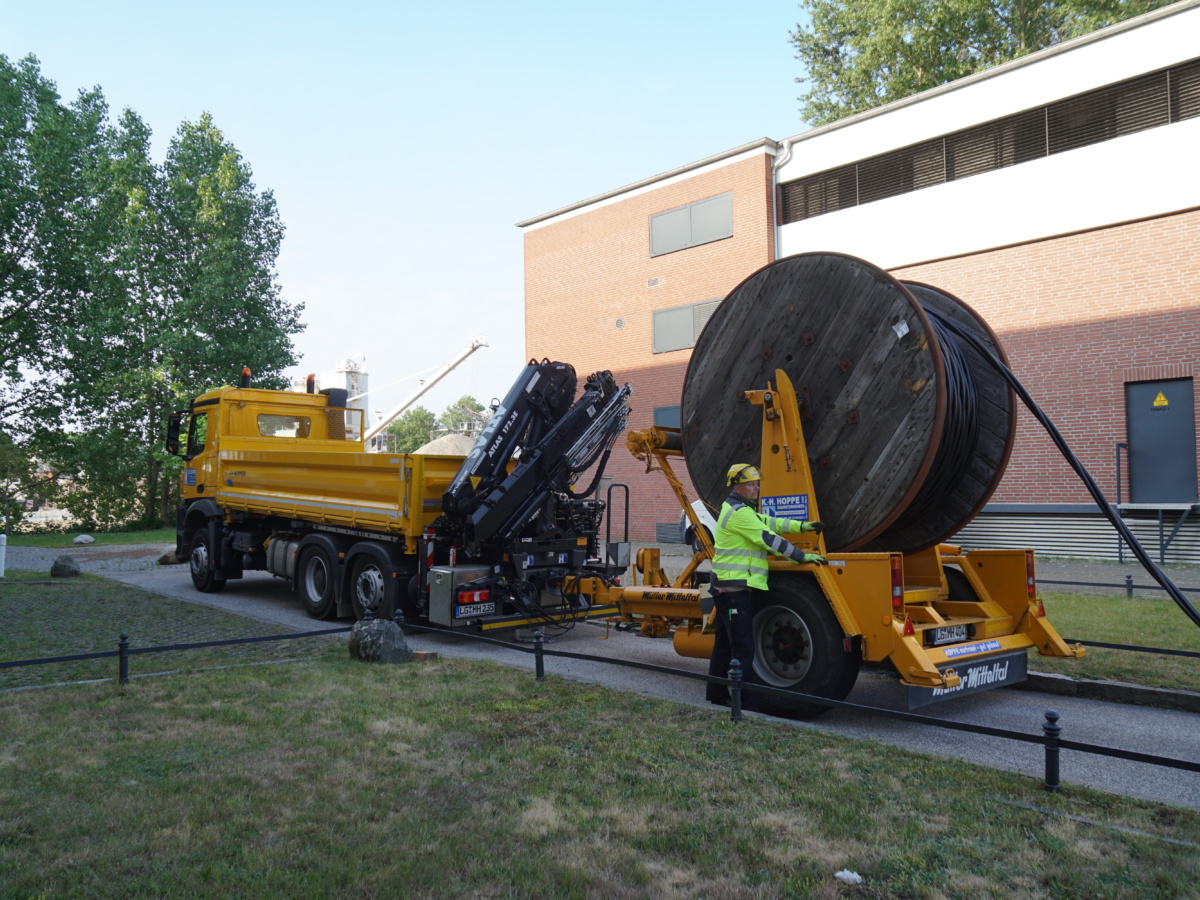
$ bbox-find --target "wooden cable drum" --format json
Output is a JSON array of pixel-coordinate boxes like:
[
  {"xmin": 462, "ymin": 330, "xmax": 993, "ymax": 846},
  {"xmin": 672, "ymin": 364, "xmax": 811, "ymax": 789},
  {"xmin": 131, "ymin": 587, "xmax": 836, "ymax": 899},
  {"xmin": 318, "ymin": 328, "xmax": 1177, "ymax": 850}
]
[{"xmin": 680, "ymin": 253, "xmax": 1015, "ymax": 554}]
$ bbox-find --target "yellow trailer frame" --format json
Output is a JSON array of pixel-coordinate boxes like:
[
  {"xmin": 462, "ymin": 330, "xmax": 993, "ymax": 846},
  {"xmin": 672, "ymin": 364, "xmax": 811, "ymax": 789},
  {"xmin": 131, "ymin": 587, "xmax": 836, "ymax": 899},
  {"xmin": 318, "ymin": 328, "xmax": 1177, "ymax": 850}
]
[{"xmin": 616, "ymin": 368, "xmax": 1085, "ymax": 694}]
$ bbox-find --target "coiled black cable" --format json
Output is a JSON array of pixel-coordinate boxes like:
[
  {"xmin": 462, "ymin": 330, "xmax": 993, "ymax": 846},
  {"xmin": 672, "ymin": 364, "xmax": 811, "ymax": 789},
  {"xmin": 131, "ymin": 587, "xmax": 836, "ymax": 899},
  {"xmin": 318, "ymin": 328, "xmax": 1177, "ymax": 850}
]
[
  {"xmin": 928, "ymin": 313, "xmax": 1200, "ymax": 629},
  {"xmin": 888, "ymin": 310, "xmax": 981, "ymax": 532}
]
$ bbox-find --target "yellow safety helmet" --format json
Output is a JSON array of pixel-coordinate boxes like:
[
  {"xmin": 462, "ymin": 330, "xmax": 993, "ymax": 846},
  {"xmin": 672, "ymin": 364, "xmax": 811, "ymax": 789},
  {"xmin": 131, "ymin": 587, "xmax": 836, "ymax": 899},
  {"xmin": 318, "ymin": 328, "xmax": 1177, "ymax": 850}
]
[{"xmin": 726, "ymin": 464, "xmax": 761, "ymax": 486}]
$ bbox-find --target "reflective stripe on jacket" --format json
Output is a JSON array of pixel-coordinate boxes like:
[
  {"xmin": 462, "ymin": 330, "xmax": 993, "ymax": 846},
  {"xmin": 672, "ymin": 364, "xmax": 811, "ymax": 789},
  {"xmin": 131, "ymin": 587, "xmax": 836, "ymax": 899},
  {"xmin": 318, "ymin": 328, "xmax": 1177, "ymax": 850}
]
[{"xmin": 711, "ymin": 492, "xmax": 807, "ymax": 591}]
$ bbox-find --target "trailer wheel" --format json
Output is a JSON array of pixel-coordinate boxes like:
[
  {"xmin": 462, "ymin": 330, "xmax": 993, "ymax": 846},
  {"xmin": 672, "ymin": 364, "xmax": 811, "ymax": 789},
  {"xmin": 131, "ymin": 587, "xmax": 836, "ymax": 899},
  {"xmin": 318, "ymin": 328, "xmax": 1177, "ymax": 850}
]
[
  {"xmin": 189, "ymin": 529, "xmax": 226, "ymax": 594},
  {"xmin": 349, "ymin": 555, "xmax": 397, "ymax": 621},
  {"xmin": 752, "ymin": 573, "xmax": 859, "ymax": 719},
  {"xmin": 299, "ymin": 546, "xmax": 337, "ymax": 619},
  {"xmin": 944, "ymin": 567, "xmax": 979, "ymax": 603}
]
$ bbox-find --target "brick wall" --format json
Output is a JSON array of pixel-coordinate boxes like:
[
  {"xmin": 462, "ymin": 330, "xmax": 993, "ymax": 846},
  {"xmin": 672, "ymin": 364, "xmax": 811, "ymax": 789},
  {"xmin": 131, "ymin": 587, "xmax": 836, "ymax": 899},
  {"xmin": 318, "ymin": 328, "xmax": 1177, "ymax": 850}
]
[
  {"xmin": 524, "ymin": 153, "xmax": 776, "ymax": 540},
  {"xmin": 892, "ymin": 207, "xmax": 1200, "ymax": 505}
]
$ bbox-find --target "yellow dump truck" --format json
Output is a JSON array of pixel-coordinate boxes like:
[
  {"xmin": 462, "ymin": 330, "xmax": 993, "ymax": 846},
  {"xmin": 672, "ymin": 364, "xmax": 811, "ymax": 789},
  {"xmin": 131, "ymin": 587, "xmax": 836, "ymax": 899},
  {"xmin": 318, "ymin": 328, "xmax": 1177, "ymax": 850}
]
[{"xmin": 167, "ymin": 363, "xmax": 631, "ymax": 628}]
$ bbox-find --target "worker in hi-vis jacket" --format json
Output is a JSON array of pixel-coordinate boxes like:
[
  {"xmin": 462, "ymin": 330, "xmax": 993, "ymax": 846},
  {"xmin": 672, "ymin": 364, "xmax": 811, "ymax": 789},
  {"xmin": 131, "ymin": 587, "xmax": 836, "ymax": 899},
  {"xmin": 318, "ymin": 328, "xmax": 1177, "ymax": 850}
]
[{"xmin": 706, "ymin": 463, "xmax": 826, "ymax": 710}]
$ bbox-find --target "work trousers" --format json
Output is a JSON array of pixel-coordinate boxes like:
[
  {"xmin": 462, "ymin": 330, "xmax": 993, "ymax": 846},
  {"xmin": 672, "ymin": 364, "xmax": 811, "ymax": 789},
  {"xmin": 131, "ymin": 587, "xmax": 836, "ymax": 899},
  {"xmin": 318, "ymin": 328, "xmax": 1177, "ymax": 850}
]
[{"xmin": 706, "ymin": 588, "xmax": 760, "ymax": 711}]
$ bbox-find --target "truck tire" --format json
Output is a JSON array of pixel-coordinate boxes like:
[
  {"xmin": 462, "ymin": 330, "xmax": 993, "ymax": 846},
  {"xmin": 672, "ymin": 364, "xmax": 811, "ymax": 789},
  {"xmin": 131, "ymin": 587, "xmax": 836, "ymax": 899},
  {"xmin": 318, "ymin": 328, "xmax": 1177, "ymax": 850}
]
[
  {"xmin": 189, "ymin": 529, "xmax": 226, "ymax": 594},
  {"xmin": 299, "ymin": 546, "xmax": 337, "ymax": 619},
  {"xmin": 751, "ymin": 573, "xmax": 859, "ymax": 719},
  {"xmin": 349, "ymin": 554, "xmax": 397, "ymax": 621}
]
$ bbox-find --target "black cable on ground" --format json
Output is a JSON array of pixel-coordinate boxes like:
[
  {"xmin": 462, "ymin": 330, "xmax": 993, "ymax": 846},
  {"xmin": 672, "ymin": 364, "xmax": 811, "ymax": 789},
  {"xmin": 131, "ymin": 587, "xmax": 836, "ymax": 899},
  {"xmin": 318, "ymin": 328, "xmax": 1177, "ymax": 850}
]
[{"xmin": 930, "ymin": 312, "xmax": 1200, "ymax": 630}]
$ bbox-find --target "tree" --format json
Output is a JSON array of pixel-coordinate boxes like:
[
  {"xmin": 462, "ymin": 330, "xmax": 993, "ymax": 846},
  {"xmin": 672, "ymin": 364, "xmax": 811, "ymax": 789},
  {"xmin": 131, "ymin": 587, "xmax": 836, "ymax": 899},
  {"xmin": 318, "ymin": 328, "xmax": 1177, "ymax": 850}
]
[
  {"xmin": 50, "ymin": 112, "xmax": 304, "ymax": 528},
  {"xmin": 383, "ymin": 406, "xmax": 437, "ymax": 453},
  {"xmin": 790, "ymin": 0, "xmax": 1173, "ymax": 126},
  {"xmin": 437, "ymin": 395, "xmax": 486, "ymax": 436},
  {"xmin": 0, "ymin": 55, "xmax": 106, "ymax": 430}
]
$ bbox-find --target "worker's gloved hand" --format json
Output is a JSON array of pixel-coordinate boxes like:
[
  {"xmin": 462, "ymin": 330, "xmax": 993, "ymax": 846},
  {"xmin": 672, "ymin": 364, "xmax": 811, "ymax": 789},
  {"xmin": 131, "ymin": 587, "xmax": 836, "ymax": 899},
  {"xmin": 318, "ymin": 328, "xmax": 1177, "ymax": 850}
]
[
  {"xmin": 802, "ymin": 552, "xmax": 827, "ymax": 565},
  {"xmin": 801, "ymin": 521, "xmax": 825, "ymax": 534}
]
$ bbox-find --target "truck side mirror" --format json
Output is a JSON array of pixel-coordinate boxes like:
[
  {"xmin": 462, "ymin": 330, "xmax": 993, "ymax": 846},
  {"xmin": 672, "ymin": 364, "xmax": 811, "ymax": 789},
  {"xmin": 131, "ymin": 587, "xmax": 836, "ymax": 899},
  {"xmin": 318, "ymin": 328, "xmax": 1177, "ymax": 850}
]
[{"xmin": 166, "ymin": 412, "xmax": 185, "ymax": 457}]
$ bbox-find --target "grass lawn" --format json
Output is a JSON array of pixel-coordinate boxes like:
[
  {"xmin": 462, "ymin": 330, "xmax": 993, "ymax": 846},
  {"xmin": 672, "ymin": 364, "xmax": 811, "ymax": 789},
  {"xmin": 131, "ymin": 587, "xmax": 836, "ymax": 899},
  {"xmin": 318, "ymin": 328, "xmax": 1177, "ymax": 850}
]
[
  {"xmin": 4, "ymin": 527, "xmax": 176, "ymax": 548},
  {"xmin": 1031, "ymin": 591, "xmax": 1200, "ymax": 692},
  {"xmin": 1, "ymin": 650, "xmax": 1198, "ymax": 899},
  {"xmin": 0, "ymin": 571, "xmax": 327, "ymax": 689}
]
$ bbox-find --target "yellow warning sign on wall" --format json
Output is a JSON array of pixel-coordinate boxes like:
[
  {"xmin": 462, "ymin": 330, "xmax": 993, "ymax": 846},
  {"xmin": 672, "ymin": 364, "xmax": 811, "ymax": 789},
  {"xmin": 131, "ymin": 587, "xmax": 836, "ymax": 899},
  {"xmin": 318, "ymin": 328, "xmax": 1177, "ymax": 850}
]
[{"xmin": 1153, "ymin": 392, "xmax": 1169, "ymax": 408}]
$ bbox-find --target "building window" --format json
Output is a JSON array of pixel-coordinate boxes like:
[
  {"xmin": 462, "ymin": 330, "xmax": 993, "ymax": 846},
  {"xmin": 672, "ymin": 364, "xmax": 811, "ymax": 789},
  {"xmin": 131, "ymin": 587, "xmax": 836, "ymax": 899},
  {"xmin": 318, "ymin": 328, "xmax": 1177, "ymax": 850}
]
[
  {"xmin": 650, "ymin": 192, "xmax": 733, "ymax": 257},
  {"xmin": 779, "ymin": 54, "xmax": 1200, "ymax": 224},
  {"xmin": 652, "ymin": 298, "xmax": 721, "ymax": 354},
  {"xmin": 654, "ymin": 405, "xmax": 681, "ymax": 428}
]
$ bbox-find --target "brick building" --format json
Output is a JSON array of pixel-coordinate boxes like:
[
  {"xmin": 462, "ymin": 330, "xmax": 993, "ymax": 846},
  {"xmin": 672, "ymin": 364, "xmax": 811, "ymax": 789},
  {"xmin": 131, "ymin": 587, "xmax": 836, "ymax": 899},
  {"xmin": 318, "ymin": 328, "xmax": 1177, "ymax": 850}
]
[{"xmin": 518, "ymin": 1, "xmax": 1200, "ymax": 560}]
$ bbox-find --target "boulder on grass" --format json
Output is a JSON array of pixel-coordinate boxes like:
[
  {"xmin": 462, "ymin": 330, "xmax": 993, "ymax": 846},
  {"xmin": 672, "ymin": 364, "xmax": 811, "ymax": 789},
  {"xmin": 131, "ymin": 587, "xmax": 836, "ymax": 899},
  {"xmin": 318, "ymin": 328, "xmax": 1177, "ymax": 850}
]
[
  {"xmin": 72, "ymin": 534, "xmax": 95, "ymax": 545},
  {"xmin": 51, "ymin": 555, "xmax": 81, "ymax": 577},
  {"xmin": 348, "ymin": 618, "xmax": 412, "ymax": 664}
]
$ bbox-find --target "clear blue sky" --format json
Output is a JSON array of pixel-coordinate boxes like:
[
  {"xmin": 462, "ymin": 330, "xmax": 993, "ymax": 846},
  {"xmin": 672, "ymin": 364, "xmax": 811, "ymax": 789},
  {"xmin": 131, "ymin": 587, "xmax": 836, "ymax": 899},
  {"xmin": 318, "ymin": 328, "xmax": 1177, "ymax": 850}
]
[{"xmin": 4, "ymin": 0, "xmax": 809, "ymax": 417}]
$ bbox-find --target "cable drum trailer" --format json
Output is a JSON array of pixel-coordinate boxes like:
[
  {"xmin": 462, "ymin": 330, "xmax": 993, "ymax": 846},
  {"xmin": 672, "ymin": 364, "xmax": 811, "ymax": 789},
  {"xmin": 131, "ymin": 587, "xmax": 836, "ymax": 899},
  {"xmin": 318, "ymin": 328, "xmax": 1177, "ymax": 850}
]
[
  {"xmin": 167, "ymin": 252, "xmax": 1085, "ymax": 717},
  {"xmin": 611, "ymin": 252, "xmax": 1086, "ymax": 716}
]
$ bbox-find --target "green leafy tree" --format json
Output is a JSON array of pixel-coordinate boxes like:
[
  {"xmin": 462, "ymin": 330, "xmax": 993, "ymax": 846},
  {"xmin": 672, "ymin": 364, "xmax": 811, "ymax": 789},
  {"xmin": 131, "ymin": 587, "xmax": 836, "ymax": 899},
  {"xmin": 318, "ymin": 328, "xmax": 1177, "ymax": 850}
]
[
  {"xmin": 0, "ymin": 54, "xmax": 106, "ymax": 428},
  {"xmin": 51, "ymin": 112, "xmax": 303, "ymax": 528},
  {"xmin": 791, "ymin": 0, "xmax": 1173, "ymax": 126},
  {"xmin": 437, "ymin": 395, "xmax": 486, "ymax": 436},
  {"xmin": 383, "ymin": 406, "xmax": 437, "ymax": 453}
]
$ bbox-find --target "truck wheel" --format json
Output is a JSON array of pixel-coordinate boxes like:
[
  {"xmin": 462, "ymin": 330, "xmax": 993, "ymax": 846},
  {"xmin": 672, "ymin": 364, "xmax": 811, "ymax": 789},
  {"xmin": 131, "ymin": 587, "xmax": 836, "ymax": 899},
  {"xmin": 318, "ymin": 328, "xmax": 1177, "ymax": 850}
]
[
  {"xmin": 189, "ymin": 529, "xmax": 226, "ymax": 594},
  {"xmin": 349, "ymin": 555, "xmax": 396, "ymax": 621},
  {"xmin": 752, "ymin": 573, "xmax": 859, "ymax": 719},
  {"xmin": 299, "ymin": 546, "xmax": 336, "ymax": 619}
]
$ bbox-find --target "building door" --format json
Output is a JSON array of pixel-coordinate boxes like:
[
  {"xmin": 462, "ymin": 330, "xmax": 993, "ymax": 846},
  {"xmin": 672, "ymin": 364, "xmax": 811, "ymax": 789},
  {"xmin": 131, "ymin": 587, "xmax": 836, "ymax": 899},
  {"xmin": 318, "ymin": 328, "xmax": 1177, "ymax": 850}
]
[{"xmin": 1125, "ymin": 378, "xmax": 1197, "ymax": 503}]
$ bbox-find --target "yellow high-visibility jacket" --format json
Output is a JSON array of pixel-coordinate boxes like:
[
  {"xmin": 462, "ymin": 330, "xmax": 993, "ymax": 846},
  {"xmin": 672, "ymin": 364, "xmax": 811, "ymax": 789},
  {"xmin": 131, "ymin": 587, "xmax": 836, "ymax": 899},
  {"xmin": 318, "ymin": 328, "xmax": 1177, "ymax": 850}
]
[{"xmin": 711, "ymin": 493, "xmax": 808, "ymax": 591}]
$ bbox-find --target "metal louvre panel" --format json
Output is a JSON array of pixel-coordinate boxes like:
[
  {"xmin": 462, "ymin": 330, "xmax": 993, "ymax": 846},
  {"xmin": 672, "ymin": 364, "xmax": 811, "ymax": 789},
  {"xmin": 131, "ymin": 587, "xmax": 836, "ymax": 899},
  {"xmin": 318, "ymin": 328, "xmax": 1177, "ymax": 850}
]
[
  {"xmin": 779, "ymin": 164, "xmax": 857, "ymax": 223},
  {"xmin": 1170, "ymin": 58, "xmax": 1200, "ymax": 122},
  {"xmin": 857, "ymin": 139, "xmax": 945, "ymax": 205},
  {"xmin": 952, "ymin": 513, "xmax": 1200, "ymax": 564},
  {"xmin": 1048, "ymin": 72, "xmax": 1169, "ymax": 155},
  {"xmin": 946, "ymin": 109, "xmax": 1046, "ymax": 181}
]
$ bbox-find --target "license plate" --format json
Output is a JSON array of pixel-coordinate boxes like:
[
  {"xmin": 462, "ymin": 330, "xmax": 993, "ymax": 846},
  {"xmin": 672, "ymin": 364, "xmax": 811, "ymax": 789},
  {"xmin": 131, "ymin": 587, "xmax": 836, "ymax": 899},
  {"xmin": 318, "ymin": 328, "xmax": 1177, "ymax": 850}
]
[
  {"xmin": 454, "ymin": 602, "xmax": 495, "ymax": 618},
  {"xmin": 931, "ymin": 624, "xmax": 968, "ymax": 646}
]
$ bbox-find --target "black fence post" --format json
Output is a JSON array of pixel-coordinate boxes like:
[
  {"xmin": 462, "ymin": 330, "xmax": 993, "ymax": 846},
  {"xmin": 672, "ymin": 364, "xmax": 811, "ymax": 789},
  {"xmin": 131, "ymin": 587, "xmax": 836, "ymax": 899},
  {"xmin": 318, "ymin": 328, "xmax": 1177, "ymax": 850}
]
[
  {"xmin": 1125, "ymin": 574, "xmax": 1134, "ymax": 599},
  {"xmin": 534, "ymin": 630, "xmax": 545, "ymax": 682},
  {"xmin": 1043, "ymin": 709, "xmax": 1062, "ymax": 791},
  {"xmin": 118, "ymin": 633, "xmax": 130, "ymax": 685},
  {"xmin": 728, "ymin": 657, "xmax": 743, "ymax": 723}
]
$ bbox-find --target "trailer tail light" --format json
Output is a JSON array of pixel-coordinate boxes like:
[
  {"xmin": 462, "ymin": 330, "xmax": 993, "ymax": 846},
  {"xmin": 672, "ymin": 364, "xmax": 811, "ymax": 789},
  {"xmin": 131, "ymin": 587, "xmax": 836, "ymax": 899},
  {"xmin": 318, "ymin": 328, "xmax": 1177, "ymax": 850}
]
[
  {"xmin": 458, "ymin": 589, "xmax": 490, "ymax": 605},
  {"xmin": 891, "ymin": 556, "xmax": 903, "ymax": 610},
  {"xmin": 1025, "ymin": 550, "xmax": 1036, "ymax": 601}
]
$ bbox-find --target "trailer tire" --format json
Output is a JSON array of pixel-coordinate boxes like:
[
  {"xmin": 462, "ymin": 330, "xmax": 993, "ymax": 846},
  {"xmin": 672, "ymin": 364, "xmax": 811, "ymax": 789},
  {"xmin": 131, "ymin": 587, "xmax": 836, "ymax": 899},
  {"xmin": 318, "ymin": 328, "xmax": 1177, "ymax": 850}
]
[
  {"xmin": 348, "ymin": 553, "xmax": 397, "ymax": 621},
  {"xmin": 752, "ymin": 573, "xmax": 859, "ymax": 719},
  {"xmin": 299, "ymin": 546, "xmax": 337, "ymax": 619},
  {"xmin": 189, "ymin": 529, "xmax": 226, "ymax": 594},
  {"xmin": 944, "ymin": 567, "xmax": 979, "ymax": 603}
]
